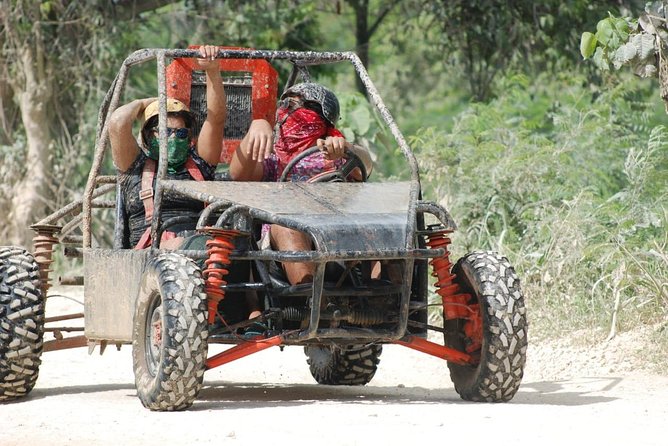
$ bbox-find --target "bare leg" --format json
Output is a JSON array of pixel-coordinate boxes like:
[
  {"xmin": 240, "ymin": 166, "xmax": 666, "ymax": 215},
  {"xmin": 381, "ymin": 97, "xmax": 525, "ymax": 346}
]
[
  {"xmin": 158, "ymin": 236, "xmax": 184, "ymax": 250},
  {"xmin": 371, "ymin": 261, "xmax": 382, "ymax": 279},
  {"xmin": 270, "ymin": 225, "xmax": 315, "ymax": 284}
]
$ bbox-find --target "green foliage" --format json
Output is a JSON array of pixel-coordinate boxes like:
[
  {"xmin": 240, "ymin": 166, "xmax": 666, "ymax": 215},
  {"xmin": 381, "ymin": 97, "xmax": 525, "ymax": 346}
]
[
  {"xmin": 338, "ymin": 92, "xmax": 376, "ymax": 144},
  {"xmin": 415, "ymin": 72, "xmax": 668, "ymax": 334},
  {"xmin": 420, "ymin": 0, "xmax": 637, "ymax": 101},
  {"xmin": 0, "ymin": 135, "xmax": 28, "ymax": 202},
  {"xmin": 336, "ymin": 91, "xmax": 401, "ymax": 180},
  {"xmin": 579, "ymin": 4, "xmax": 668, "ymax": 78},
  {"xmin": 580, "ymin": 32, "xmax": 598, "ymax": 59},
  {"xmin": 0, "ymin": 0, "xmax": 121, "ymax": 224}
]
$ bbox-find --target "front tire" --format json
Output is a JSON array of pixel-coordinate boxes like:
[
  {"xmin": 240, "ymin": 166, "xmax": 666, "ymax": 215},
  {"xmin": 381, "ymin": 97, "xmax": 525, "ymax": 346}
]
[
  {"xmin": 133, "ymin": 253, "xmax": 208, "ymax": 411},
  {"xmin": 446, "ymin": 251, "xmax": 527, "ymax": 402},
  {"xmin": 0, "ymin": 247, "xmax": 44, "ymax": 401},
  {"xmin": 305, "ymin": 344, "xmax": 382, "ymax": 385}
]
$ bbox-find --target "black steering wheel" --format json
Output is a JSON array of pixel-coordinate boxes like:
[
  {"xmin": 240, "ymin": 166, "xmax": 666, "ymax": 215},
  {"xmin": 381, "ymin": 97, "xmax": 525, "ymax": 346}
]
[{"xmin": 278, "ymin": 146, "xmax": 368, "ymax": 183}]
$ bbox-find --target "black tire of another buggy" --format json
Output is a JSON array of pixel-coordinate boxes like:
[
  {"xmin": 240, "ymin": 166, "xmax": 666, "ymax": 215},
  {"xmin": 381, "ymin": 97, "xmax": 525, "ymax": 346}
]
[
  {"xmin": 304, "ymin": 344, "xmax": 382, "ymax": 385},
  {"xmin": 278, "ymin": 146, "xmax": 367, "ymax": 183},
  {"xmin": 0, "ymin": 247, "xmax": 44, "ymax": 401},
  {"xmin": 133, "ymin": 253, "xmax": 208, "ymax": 411},
  {"xmin": 446, "ymin": 251, "xmax": 528, "ymax": 402}
]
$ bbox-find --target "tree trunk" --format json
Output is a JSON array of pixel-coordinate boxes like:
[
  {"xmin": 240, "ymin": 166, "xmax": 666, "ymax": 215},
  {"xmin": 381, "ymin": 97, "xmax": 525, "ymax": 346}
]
[
  {"xmin": 0, "ymin": 78, "xmax": 18, "ymax": 143},
  {"xmin": 9, "ymin": 48, "xmax": 52, "ymax": 249},
  {"xmin": 349, "ymin": 0, "xmax": 370, "ymax": 95},
  {"xmin": 346, "ymin": 0, "xmax": 399, "ymax": 96}
]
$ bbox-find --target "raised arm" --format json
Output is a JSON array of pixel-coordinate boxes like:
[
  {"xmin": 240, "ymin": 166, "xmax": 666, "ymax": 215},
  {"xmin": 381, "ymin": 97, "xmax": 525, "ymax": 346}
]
[
  {"xmin": 109, "ymin": 97, "xmax": 156, "ymax": 172},
  {"xmin": 194, "ymin": 45, "xmax": 226, "ymax": 166}
]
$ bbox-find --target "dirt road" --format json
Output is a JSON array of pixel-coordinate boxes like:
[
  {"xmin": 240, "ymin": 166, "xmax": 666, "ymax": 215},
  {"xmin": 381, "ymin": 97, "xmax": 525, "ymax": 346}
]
[{"xmin": 1, "ymin": 290, "xmax": 666, "ymax": 446}]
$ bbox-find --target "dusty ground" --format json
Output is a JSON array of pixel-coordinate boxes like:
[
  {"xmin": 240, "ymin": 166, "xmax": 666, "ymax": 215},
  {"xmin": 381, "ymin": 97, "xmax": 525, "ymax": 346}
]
[{"xmin": 1, "ymin": 288, "xmax": 667, "ymax": 446}]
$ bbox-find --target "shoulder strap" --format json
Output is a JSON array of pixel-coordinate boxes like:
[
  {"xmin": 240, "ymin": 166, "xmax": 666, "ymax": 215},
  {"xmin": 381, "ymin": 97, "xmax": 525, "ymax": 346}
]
[
  {"xmin": 140, "ymin": 158, "xmax": 157, "ymax": 223},
  {"xmin": 140, "ymin": 157, "xmax": 206, "ymax": 223},
  {"xmin": 185, "ymin": 157, "xmax": 206, "ymax": 181},
  {"xmin": 134, "ymin": 228, "xmax": 178, "ymax": 250},
  {"xmin": 135, "ymin": 156, "xmax": 206, "ymax": 249}
]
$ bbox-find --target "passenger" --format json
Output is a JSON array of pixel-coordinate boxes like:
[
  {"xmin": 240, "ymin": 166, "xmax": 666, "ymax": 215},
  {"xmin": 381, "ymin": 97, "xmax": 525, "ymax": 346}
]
[
  {"xmin": 109, "ymin": 45, "xmax": 226, "ymax": 249},
  {"xmin": 229, "ymin": 82, "xmax": 373, "ymax": 285},
  {"xmin": 109, "ymin": 44, "xmax": 271, "ymax": 326}
]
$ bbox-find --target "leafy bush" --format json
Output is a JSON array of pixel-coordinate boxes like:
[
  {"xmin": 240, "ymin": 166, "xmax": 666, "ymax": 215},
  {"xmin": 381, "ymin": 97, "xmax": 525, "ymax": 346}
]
[
  {"xmin": 414, "ymin": 72, "xmax": 668, "ymax": 337},
  {"xmin": 580, "ymin": 3, "xmax": 668, "ymax": 78}
]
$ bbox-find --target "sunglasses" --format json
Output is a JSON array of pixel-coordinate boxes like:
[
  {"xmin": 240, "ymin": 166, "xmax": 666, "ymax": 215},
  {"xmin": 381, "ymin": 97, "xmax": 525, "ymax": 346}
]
[{"xmin": 151, "ymin": 127, "xmax": 190, "ymax": 139}]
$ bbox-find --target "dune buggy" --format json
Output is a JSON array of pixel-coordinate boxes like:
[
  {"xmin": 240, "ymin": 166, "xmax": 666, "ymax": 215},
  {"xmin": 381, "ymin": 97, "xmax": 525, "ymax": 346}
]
[{"xmin": 0, "ymin": 48, "xmax": 527, "ymax": 410}]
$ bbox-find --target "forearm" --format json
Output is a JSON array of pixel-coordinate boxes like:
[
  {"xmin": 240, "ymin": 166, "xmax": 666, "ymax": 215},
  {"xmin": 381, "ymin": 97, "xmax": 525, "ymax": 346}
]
[
  {"xmin": 109, "ymin": 98, "xmax": 153, "ymax": 171},
  {"xmin": 197, "ymin": 66, "xmax": 226, "ymax": 165},
  {"xmin": 110, "ymin": 99, "xmax": 146, "ymax": 130},
  {"xmin": 229, "ymin": 118, "xmax": 273, "ymax": 180},
  {"xmin": 205, "ymin": 66, "xmax": 226, "ymax": 125},
  {"xmin": 229, "ymin": 144, "xmax": 265, "ymax": 181}
]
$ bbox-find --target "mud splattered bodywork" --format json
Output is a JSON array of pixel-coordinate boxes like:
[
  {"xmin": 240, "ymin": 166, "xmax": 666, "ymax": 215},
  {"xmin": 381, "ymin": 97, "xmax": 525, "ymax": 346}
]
[{"xmin": 0, "ymin": 48, "xmax": 526, "ymax": 410}]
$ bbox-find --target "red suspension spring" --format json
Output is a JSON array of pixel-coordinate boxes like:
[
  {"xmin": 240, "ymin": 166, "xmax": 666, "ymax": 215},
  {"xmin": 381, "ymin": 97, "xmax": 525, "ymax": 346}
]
[
  {"xmin": 426, "ymin": 230, "xmax": 470, "ymax": 320},
  {"xmin": 202, "ymin": 228, "xmax": 240, "ymax": 324},
  {"xmin": 425, "ymin": 229, "xmax": 481, "ymax": 352}
]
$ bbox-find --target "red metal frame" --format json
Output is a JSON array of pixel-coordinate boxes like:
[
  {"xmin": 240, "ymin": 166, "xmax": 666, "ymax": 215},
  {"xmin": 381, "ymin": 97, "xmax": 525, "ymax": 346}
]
[
  {"xmin": 201, "ymin": 228, "xmax": 242, "ymax": 324},
  {"xmin": 205, "ymin": 335, "xmax": 476, "ymax": 370},
  {"xmin": 206, "ymin": 335, "xmax": 284, "ymax": 370},
  {"xmin": 425, "ymin": 229, "xmax": 483, "ymax": 353},
  {"xmin": 166, "ymin": 45, "xmax": 278, "ymax": 163},
  {"xmin": 394, "ymin": 336, "xmax": 474, "ymax": 365}
]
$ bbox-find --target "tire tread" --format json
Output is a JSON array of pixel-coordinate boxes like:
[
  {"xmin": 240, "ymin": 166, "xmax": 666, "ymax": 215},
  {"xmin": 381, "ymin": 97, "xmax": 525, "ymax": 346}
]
[
  {"xmin": 0, "ymin": 247, "xmax": 44, "ymax": 402},
  {"xmin": 447, "ymin": 251, "xmax": 527, "ymax": 403},
  {"xmin": 133, "ymin": 253, "xmax": 208, "ymax": 411},
  {"xmin": 305, "ymin": 344, "xmax": 382, "ymax": 386}
]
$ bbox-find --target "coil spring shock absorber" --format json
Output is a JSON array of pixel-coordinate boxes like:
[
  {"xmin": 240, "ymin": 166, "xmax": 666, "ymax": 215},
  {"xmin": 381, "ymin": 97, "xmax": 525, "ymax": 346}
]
[
  {"xmin": 30, "ymin": 224, "xmax": 61, "ymax": 296},
  {"xmin": 425, "ymin": 227, "xmax": 482, "ymax": 353},
  {"xmin": 201, "ymin": 228, "xmax": 241, "ymax": 324}
]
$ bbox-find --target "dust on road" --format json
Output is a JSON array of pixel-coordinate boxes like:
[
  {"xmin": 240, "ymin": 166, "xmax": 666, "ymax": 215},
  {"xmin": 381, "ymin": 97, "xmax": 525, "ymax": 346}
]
[{"xmin": 1, "ymin": 290, "xmax": 666, "ymax": 446}]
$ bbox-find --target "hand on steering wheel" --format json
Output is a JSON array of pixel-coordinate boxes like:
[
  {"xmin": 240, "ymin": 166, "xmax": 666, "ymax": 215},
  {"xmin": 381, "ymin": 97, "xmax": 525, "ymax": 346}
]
[
  {"xmin": 316, "ymin": 136, "xmax": 347, "ymax": 160},
  {"xmin": 278, "ymin": 146, "xmax": 368, "ymax": 183}
]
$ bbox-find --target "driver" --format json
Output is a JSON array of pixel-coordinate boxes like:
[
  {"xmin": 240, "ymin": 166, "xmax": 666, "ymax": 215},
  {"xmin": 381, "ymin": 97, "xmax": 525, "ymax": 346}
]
[
  {"xmin": 229, "ymin": 82, "xmax": 372, "ymax": 182},
  {"xmin": 229, "ymin": 83, "xmax": 373, "ymax": 285}
]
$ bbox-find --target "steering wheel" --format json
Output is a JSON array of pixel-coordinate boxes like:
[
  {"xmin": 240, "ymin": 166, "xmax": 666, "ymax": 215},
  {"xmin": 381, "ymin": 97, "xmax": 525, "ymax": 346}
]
[{"xmin": 278, "ymin": 146, "xmax": 368, "ymax": 183}]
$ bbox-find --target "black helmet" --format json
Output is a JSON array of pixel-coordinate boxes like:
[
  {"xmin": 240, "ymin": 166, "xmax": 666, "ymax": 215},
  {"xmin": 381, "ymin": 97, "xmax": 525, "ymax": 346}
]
[{"xmin": 281, "ymin": 82, "xmax": 340, "ymax": 125}]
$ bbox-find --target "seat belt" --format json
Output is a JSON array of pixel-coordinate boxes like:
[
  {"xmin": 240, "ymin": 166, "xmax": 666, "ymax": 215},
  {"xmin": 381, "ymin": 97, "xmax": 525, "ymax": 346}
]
[{"xmin": 134, "ymin": 157, "xmax": 205, "ymax": 249}]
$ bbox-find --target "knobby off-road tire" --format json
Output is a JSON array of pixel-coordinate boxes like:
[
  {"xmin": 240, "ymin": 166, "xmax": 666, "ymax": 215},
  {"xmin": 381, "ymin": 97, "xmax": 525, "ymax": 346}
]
[
  {"xmin": 305, "ymin": 344, "xmax": 382, "ymax": 385},
  {"xmin": 446, "ymin": 251, "xmax": 527, "ymax": 402},
  {"xmin": 133, "ymin": 253, "xmax": 208, "ymax": 411},
  {"xmin": 0, "ymin": 247, "xmax": 44, "ymax": 401}
]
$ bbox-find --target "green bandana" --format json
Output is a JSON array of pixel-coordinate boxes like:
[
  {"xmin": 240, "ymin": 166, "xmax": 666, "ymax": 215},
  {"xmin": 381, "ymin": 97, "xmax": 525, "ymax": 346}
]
[{"xmin": 147, "ymin": 137, "xmax": 190, "ymax": 174}]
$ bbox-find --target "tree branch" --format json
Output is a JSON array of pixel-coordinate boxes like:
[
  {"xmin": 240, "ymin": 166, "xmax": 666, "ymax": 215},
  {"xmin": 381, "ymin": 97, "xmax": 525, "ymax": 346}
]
[{"xmin": 368, "ymin": 0, "xmax": 401, "ymax": 37}]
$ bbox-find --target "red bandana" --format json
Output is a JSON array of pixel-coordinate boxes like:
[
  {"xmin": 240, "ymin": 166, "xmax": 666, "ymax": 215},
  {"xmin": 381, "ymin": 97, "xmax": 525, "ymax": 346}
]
[{"xmin": 274, "ymin": 106, "xmax": 343, "ymax": 168}]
